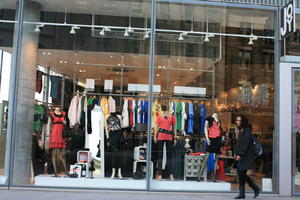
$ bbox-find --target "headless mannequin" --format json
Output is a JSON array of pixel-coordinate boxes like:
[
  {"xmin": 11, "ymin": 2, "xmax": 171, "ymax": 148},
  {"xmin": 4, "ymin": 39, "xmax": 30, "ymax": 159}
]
[
  {"xmin": 106, "ymin": 112, "xmax": 124, "ymax": 179},
  {"xmin": 197, "ymin": 113, "xmax": 221, "ymax": 182},
  {"xmin": 50, "ymin": 107, "xmax": 67, "ymax": 177},
  {"xmin": 154, "ymin": 110, "xmax": 177, "ymax": 181}
]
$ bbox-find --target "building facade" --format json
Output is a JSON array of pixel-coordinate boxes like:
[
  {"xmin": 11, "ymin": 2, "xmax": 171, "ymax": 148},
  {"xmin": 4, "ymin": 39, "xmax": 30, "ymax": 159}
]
[{"xmin": 0, "ymin": 0, "xmax": 298, "ymax": 196}]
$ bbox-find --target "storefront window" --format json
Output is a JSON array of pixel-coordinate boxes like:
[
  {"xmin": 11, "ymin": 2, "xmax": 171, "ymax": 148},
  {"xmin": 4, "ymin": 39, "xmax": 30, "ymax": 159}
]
[
  {"xmin": 292, "ymin": 70, "xmax": 300, "ymax": 194},
  {"xmin": 12, "ymin": 0, "xmax": 152, "ymax": 189},
  {"xmin": 0, "ymin": 0, "xmax": 17, "ymax": 186},
  {"xmin": 150, "ymin": 2, "xmax": 276, "ymax": 192},
  {"xmin": 284, "ymin": 15, "xmax": 300, "ymax": 56}
]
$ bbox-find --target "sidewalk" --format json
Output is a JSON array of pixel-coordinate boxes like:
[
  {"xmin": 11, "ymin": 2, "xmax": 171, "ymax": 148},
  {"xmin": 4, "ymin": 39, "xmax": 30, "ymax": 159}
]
[{"xmin": 0, "ymin": 189, "xmax": 299, "ymax": 200}]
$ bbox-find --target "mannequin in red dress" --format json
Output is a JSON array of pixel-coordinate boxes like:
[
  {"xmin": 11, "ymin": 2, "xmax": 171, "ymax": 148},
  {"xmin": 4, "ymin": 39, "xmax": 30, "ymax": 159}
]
[{"xmin": 49, "ymin": 107, "xmax": 67, "ymax": 177}]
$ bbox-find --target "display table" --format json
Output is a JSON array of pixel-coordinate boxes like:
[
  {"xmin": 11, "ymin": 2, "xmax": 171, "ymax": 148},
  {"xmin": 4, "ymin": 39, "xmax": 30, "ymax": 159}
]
[{"xmin": 184, "ymin": 154, "xmax": 207, "ymax": 181}]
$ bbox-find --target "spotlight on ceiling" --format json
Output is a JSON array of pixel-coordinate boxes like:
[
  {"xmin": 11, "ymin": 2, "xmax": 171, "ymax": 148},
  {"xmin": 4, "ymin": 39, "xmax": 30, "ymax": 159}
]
[
  {"xmin": 34, "ymin": 24, "xmax": 44, "ymax": 33},
  {"xmin": 127, "ymin": 26, "xmax": 134, "ymax": 33},
  {"xmin": 124, "ymin": 29, "xmax": 129, "ymax": 37},
  {"xmin": 248, "ymin": 37, "xmax": 254, "ymax": 45},
  {"xmin": 204, "ymin": 34, "xmax": 210, "ymax": 42},
  {"xmin": 104, "ymin": 27, "xmax": 111, "ymax": 32},
  {"xmin": 178, "ymin": 33, "xmax": 184, "ymax": 41},
  {"xmin": 144, "ymin": 31, "xmax": 150, "ymax": 39},
  {"xmin": 70, "ymin": 26, "xmax": 80, "ymax": 34},
  {"xmin": 100, "ymin": 28, "xmax": 105, "ymax": 36}
]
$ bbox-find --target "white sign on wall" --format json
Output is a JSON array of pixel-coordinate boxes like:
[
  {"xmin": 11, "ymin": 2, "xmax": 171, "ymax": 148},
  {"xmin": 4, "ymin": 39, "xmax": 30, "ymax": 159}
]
[
  {"xmin": 104, "ymin": 80, "xmax": 113, "ymax": 92},
  {"xmin": 174, "ymin": 86, "xmax": 206, "ymax": 96},
  {"xmin": 128, "ymin": 84, "xmax": 161, "ymax": 93},
  {"xmin": 86, "ymin": 79, "xmax": 95, "ymax": 91}
]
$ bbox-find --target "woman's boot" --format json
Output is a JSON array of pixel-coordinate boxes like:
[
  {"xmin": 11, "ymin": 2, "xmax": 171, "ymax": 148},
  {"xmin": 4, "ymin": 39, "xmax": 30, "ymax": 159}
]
[
  {"xmin": 249, "ymin": 182, "xmax": 261, "ymax": 198},
  {"xmin": 234, "ymin": 186, "xmax": 245, "ymax": 199}
]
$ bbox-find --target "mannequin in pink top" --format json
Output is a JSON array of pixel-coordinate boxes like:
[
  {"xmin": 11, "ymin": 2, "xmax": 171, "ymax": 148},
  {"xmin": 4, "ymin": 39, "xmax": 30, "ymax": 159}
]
[{"xmin": 197, "ymin": 113, "xmax": 222, "ymax": 182}]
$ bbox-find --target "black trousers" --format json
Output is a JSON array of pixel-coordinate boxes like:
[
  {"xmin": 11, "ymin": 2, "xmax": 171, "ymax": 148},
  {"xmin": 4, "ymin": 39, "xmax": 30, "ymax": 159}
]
[
  {"xmin": 157, "ymin": 140, "xmax": 173, "ymax": 176},
  {"xmin": 238, "ymin": 169, "xmax": 254, "ymax": 187}
]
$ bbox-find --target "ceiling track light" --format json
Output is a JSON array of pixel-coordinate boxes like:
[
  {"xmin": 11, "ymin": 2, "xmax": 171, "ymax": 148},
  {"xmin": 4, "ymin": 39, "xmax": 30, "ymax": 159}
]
[
  {"xmin": 104, "ymin": 27, "xmax": 111, "ymax": 32},
  {"xmin": 144, "ymin": 31, "xmax": 150, "ymax": 39},
  {"xmin": 248, "ymin": 37, "xmax": 254, "ymax": 45},
  {"xmin": 127, "ymin": 26, "xmax": 134, "ymax": 33},
  {"xmin": 178, "ymin": 33, "xmax": 184, "ymax": 41},
  {"xmin": 34, "ymin": 24, "xmax": 44, "ymax": 32},
  {"xmin": 204, "ymin": 34, "xmax": 210, "ymax": 42},
  {"xmin": 124, "ymin": 29, "xmax": 129, "ymax": 37},
  {"xmin": 100, "ymin": 28, "xmax": 105, "ymax": 36},
  {"xmin": 70, "ymin": 26, "xmax": 80, "ymax": 34}
]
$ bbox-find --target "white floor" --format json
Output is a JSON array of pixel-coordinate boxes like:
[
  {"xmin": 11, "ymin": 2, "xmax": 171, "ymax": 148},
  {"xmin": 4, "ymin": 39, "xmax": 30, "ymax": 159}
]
[{"xmin": 34, "ymin": 175, "xmax": 231, "ymax": 191}]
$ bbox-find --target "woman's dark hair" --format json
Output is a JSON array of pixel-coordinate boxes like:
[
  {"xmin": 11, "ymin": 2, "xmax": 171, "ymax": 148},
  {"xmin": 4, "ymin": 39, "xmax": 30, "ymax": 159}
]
[{"xmin": 236, "ymin": 115, "xmax": 250, "ymax": 129}]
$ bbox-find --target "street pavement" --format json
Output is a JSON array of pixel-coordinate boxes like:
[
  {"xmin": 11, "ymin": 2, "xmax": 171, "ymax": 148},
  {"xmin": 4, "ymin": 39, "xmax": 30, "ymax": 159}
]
[{"xmin": 0, "ymin": 189, "xmax": 300, "ymax": 200}]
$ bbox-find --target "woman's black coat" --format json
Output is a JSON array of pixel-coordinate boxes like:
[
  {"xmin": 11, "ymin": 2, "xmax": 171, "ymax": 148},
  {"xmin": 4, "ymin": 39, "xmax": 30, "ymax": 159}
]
[{"xmin": 236, "ymin": 127, "xmax": 255, "ymax": 170}]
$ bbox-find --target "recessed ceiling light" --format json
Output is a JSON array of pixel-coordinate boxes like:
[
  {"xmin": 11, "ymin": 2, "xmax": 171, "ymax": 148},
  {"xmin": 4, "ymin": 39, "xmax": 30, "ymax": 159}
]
[
  {"xmin": 162, "ymin": 66, "xmax": 166, "ymax": 69},
  {"xmin": 174, "ymin": 82, "xmax": 177, "ymax": 84},
  {"xmin": 190, "ymin": 68, "xmax": 194, "ymax": 70},
  {"xmin": 59, "ymin": 60, "xmax": 63, "ymax": 64},
  {"xmin": 47, "ymin": 52, "xmax": 51, "ymax": 55},
  {"xmin": 158, "ymin": 66, "xmax": 162, "ymax": 68},
  {"xmin": 156, "ymin": 74, "xmax": 160, "ymax": 77},
  {"xmin": 42, "ymin": 52, "xmax": 47, "ymax": 55},
  {"xmin": 110, "ymin": 55, "xmax": 113, "ymax": 58},
  {"xmin": 118, "ymin": 64, "xmax": 121, "ymax": 66},
  {"xmin": 64, "ymin": 61, "xmax": 68, "ymax": 64},
  {"xmin": 177, "ymin": 59, "xmax": 180, "ymax": 62},
  {"xmin": 75, "ymin": 61, "xmax": 80, "ymax": 64}
]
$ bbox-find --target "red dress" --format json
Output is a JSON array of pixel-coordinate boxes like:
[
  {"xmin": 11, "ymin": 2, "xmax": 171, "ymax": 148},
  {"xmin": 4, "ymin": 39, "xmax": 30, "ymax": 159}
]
[{"xmin": 49, "ymin": 111, "xmax": 67, "ymax": 149}]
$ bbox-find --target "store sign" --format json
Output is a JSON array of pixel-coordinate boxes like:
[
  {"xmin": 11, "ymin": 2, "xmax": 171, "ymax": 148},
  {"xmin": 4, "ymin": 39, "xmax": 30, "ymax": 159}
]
[
  {"xmin": 280, "ymin": 0, "xmax": 296, "ymax": 39},
  {"xmin": 104, "ymin": 80, "xmax": 113, "ymax": 92},
  {"xmin": 174, "ymin": 86, "xmax": 206, "ymax": 96}
]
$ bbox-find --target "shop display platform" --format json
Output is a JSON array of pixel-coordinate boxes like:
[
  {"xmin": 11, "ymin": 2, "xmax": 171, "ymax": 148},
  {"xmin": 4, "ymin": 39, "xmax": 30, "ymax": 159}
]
[{"xmin": 35, "ymin": 175, "xmax": 231, "ymax": 191}]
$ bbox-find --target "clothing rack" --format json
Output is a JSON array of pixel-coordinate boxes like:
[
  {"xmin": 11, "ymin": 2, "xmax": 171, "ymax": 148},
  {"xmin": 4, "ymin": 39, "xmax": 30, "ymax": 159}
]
[
  {"xmin": 73, "ymin": 92, "xmax": 213, "ymax": 102},
  {"xmin": 34, "ymin": 100, "xmax": 61, "ymax": 107}
]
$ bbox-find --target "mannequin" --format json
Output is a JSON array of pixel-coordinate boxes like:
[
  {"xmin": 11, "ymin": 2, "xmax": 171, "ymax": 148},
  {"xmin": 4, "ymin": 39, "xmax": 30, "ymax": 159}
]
[
  {"xmin": 49, "ymin": 107, "xmax": 67, "ymax": 177},
  {"xmin": 106, "ymin": 112, "xmax": 124, "ymax": 179},
  {"xmin": 197, "ymin": 113, "xmax": 222, "ymax": 182},
  {"xmin": 154, "ymin": 106, "xmax": 177, "ymax": 181}
]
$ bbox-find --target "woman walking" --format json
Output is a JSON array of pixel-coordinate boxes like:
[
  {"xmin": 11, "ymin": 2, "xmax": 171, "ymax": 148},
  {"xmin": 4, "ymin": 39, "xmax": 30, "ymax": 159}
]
[{"xmin": 234, "ymin": 115, "xmax": 260, "ymax": 199}]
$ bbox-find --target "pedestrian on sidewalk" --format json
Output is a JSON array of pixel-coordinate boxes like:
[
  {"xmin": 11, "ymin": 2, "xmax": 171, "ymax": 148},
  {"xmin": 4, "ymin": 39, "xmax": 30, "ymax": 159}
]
[{"xmin": 234, "ymin": 115, "xmax": 260, "ymax": 199}]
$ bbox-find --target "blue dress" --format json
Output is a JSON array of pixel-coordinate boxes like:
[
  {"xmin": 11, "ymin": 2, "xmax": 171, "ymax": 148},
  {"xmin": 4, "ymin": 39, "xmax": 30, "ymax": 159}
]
[
  {"xmin": 187, "ymin": 102, "xmax": 194, "ymax": 134},
  {"xmin": 199, "ymin": 104, "xmax": 207, "ymax": 134}
]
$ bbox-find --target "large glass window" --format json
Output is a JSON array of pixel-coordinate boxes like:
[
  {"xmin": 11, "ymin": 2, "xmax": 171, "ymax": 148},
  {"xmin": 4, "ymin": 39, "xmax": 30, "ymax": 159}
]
[
  {"xmin": 150, "ymin": 2, "xmax": 276, "ymax": 192},
  {"xmin": 12, "ymin": 0, "xmax": 152, "ymax": 189},
  {"xmin": 0, "ymin": 0, "xmax": 17, "ymax": 186}
]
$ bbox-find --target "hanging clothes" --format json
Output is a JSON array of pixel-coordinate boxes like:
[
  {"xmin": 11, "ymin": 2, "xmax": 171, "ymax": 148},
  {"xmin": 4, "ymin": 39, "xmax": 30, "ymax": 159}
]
[
  {"xmin": 193, "ymin": 104, "xmax": 199, "ymax": 134},
  {"xmin": 85, "ymin": 105, "xmax": 104, "ymax": 158},
  {"xmin": 50, "ymin": 76, "xmax": 60, "ymax": 99},
  {"xmin": 132, "ymin": 100, "xmax": 136, "ymax": 128},
  {"xmin": 181, "ymin": 102, "xmax": 187, "ymax": 135},
  {"xmin": 129, "ymin": 99, "xmax": 134, "ymax": 127},
  {"xmin": 187, "ymin": 102, "xmax": 194, "ymax": 134},
  {"xmin": 100, "ymin": 97, "xmax": 109, "ymax": 117},
  {"xmin": 33, "ymin": 105, "xmax": 46, "ymax": 133},
  {"xmin": 176, "ymin": 102, "xmax": 182, "ymax": 131},
  {"xmin": 207, "ymin": 153, "xmax": 215, "ymax": 172},
  {"xmin": 172, "ymin": 138, "xmax": 186, "ymax": 179},
  {"xmin": 122, "ymin": 99, "xmax": 129, "ymax": 128},
  {"xmin": 141, "ymin": 100, "xmax": 148, "ymax": 124},
  {"xmin": 87, "ymin": 97, "xmax": 97, "ymax": 134},
  {"xmin": 108, "ymin": 96, "xmax": 116, "ymax": 113},
  {"xmin": 137, "ymin": 100, "xmax": 142, "ymax": 124},
  {"xmin": 36, "ymin": 71, "xmax": 43, "ymax": 93},
  {"xmin": 152, "ymin": 99, "xmax": 162, "ymax": 128},
  {"xmin": 49, "ymin": 111, "xmax": 66, "ymax": 149},
  {"xmin": 79, "ymin": 96, "xmax": 86, "ymax": 127},
  {"xmin": 68, "ymin": 95, "xmax": 82, "ymax": 128},
  {"xmin": 199, "ymin": 104, "xmax": 207, "ymax": 134}
]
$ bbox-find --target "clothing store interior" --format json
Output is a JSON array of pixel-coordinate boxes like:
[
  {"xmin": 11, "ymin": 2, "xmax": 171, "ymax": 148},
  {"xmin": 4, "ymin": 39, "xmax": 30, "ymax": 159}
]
[{"xmin": 0, "ymin": 0, "xmax": 276, "ymax": 191}]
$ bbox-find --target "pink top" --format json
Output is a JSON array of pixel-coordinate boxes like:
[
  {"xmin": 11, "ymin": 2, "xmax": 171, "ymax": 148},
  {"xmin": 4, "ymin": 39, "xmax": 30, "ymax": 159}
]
[
  {"xmin": 108, "ymin": 96, "xmax": 116, "ymax": 113},
  {"xmin": 209, "ymin": 121, "xmax": 221, "ymax": 138}
]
